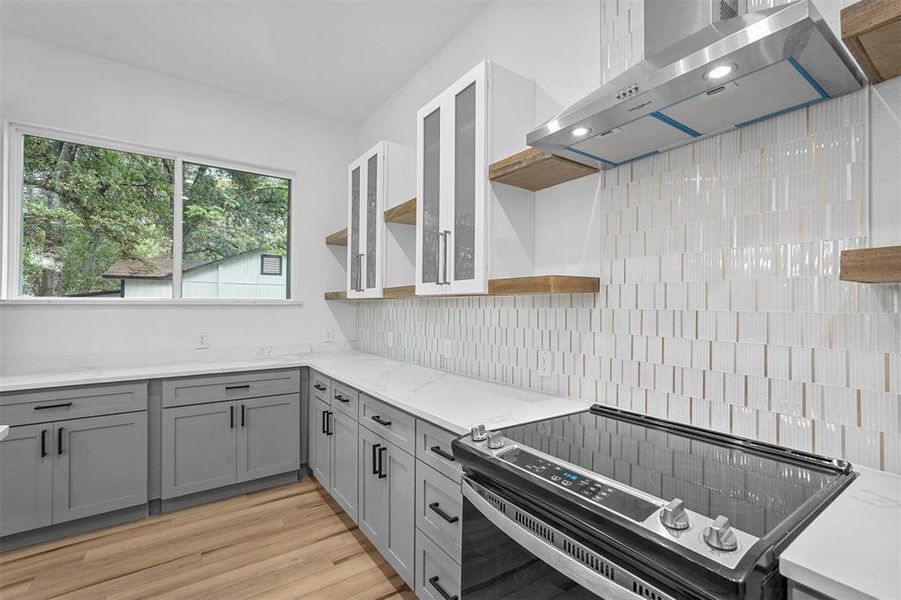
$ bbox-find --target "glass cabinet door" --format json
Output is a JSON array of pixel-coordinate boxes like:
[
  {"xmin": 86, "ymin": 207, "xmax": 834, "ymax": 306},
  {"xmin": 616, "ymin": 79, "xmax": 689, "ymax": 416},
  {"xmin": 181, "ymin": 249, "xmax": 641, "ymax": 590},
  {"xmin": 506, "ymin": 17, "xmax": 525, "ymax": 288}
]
[
  {"xmin": 365, "ymin": 153, "xmax": 378, "ymax": 291},
  {"xmin": 348, "ymin": 164, "xmax": 362, "ymax": 293},
  {"xmin": 419, "ymin": 107, "xmax": 442, "ymax": 288},
  {"xmin": 453, "ymin": 82, "xmax": 476, "ymax": 284}
]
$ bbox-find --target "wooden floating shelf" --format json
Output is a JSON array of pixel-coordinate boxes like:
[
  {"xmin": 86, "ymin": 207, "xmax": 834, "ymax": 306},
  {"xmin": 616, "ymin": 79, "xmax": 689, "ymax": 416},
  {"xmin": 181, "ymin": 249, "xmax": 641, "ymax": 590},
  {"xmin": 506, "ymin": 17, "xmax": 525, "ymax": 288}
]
[
  {"xmin": 489, "ymin": 148, "xmax": 598, "ymax": 192},
  {"xmin": 325, "ymin": 228, "xmax": 348, "ymax": 246},
  {"xmin": 842, "ymin": 0, "xmax": 901, "ymax": 84},
  {"xmin": 384, "ymin": 198, "xmax": 417, "ymax": 225},
  {"xmin": 324, "ymin": 276, "xmax": 599, "ymax": 300},
  {"xmin": 840, "ymin": 245, "xmax": 901, "ymax": 283}
]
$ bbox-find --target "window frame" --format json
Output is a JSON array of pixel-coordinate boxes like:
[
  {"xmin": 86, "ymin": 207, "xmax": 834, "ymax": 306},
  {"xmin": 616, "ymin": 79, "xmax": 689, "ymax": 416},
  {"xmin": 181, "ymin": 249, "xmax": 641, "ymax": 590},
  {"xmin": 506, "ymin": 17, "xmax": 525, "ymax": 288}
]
[{"xmin": 2, "ymin": 122, "xmax": 300, "ymax": 305}]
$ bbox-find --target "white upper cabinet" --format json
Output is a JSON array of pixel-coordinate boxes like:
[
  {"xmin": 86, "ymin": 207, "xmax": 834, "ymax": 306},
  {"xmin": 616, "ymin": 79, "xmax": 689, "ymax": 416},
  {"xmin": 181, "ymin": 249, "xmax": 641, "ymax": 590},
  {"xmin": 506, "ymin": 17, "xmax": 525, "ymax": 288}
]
[
  {"xmin": 347, "ymin": 141, "xmax": 413, "ymax": 299},
  {"xmin": 415, "ymin": 61, "xmax": 534, "ymax": 296}
]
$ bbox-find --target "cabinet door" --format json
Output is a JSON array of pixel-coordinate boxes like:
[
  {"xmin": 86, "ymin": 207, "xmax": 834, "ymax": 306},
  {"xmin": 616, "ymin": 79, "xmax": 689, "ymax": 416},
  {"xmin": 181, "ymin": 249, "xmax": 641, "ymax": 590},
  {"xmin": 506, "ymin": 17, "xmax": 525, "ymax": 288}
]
[
  {"xmin": 162, "ymin": 402, "xmax": 237, "ymax": 499},
  {"xmin": 416, "ymin": 95, "xmax": 446, "ymax": 296},
  {"xmin": 348, "ymin": 144, "xmax": 385, "ymax": 299},
  {"xmin": 446, "ymin": 61, "xmax": 488, "ymax": 295},
  {"xmin": 311, "ymin": 398, "xmax": 333, "ymax": 489},
  {"xmin": 347, "ymin": 159, "xmax": 364, "ymax": 296},
  {"xmin": 383, "ymin": 441, "xmax": 416, "ymax": 587},
  {"xmin": 330, "ymin": 409, "xmax": 358, "ymax": 521},
  {"xmin": 357, "ymin": 426, "xmax": 388, "ymax": 547},
  {"xmin": 53, "ymin": 413, "xmax": 148, "ymax": 523},
  {"xmin": 0, "ymin": 424, "xmax": 52, "ymax": 536},
  {"xmin": 237, "ymin": 394, "xmax": 300, "ymax": 483}
]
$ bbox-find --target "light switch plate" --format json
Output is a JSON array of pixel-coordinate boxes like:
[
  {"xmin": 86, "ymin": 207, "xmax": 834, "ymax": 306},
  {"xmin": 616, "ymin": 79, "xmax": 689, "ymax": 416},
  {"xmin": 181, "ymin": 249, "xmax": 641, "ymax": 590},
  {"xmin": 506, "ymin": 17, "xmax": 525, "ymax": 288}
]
[
  {"xmin": 322, "ymin": 327, "xmax": 334, "ymax": 343},
  {"xmin": 195, "ymin": 331, "xmax": 210, "ymax": 350},
  {"xmin": 538, "ymin": 350, "xmax": 553, "ymax": 377}
]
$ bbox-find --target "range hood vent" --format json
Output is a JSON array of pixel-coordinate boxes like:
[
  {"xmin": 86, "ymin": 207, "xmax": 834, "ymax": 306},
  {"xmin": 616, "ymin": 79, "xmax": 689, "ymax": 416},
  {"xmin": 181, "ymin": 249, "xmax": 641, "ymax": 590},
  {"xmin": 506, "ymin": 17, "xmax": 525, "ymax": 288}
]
[{"xmin": 527, "ymin": 0, "xmax": 866, "ymax": 170}]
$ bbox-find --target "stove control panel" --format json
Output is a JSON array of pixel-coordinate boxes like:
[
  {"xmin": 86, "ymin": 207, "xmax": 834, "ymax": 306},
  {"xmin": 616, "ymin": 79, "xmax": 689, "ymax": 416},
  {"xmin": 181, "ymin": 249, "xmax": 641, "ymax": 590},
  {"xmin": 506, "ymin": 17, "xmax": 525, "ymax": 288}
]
[{"xmin": 500, "ymin": 447, "xmax": 658, "ymax": 522}]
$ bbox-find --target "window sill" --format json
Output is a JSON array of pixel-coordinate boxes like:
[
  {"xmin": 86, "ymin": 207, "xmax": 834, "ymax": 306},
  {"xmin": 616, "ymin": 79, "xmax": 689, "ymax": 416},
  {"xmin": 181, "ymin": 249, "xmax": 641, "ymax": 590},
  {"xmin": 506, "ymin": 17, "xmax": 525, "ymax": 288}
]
[{"xmin": 0, "ymin": 298, "xmax": 305, "ymax": 307}]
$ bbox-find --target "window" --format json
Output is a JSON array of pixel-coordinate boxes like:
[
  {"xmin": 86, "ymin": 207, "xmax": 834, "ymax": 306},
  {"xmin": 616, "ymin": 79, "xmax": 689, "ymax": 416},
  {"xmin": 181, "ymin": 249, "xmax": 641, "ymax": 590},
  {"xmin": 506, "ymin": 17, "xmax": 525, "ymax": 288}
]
[{"xmin": 4, "ymin": 125, "xmax": 295, "ymax": 301}]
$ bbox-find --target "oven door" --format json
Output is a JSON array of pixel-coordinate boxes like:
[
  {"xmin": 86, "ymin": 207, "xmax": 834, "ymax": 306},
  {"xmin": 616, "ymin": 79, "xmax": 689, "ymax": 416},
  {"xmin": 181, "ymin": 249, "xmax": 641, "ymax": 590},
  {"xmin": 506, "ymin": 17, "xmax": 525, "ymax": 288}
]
[{"xmin": 461, "ymin": 476, "xmax": 675, "ymax": 600}]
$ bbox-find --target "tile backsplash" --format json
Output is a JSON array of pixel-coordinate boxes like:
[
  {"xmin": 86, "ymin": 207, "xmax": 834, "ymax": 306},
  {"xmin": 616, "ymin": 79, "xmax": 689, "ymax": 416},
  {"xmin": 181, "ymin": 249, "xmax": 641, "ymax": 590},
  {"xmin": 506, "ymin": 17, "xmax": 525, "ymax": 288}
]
[{"xmin": 357, "ymin": 91, "xmax": 901, "ymax": 474}]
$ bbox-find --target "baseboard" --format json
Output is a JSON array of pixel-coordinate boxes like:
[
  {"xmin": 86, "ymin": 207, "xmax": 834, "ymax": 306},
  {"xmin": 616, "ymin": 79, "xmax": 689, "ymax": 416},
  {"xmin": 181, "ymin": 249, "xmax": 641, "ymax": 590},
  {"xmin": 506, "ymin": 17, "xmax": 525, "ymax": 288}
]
[
  {"xmin": 0, "ymin": 504, "xmax": 149, "ymax": 552},
  {"xmin": 160, "ymin": 470, "xmax": 301, "ymax": 513}
]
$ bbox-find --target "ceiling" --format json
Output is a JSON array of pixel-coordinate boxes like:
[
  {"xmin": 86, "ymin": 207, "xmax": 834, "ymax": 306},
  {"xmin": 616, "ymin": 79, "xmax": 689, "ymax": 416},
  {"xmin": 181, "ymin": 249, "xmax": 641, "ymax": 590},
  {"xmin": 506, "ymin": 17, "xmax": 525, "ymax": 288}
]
[{"xmin": 0, "ymin": 0, "xmax": 489, "ymax": 123}]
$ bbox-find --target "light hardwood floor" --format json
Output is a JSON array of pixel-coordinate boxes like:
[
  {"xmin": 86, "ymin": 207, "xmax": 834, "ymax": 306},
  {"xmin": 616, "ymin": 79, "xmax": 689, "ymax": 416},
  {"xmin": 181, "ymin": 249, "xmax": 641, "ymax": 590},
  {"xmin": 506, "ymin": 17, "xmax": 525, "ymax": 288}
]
[{"xmin": 0, "ymin": 478, "xmax": 414, "ymax": 600}]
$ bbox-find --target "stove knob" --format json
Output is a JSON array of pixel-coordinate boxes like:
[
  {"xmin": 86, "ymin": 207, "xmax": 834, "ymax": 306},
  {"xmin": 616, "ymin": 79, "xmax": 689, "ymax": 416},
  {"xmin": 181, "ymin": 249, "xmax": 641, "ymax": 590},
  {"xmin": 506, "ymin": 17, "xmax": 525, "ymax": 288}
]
[
  {"xmin": 487, "ymin": 432, "xmax": 505, "ymax": 450},
  {"xmin": 703, "ymin": 515, "xmax": 738, "ymax": 551},
  {"xmin": 659, "ymin": 498, "xmax": 690, "ymax": 531},
  {"xmin": 470, "ymin": 425, "xmax": 488, "ymax": 442}
]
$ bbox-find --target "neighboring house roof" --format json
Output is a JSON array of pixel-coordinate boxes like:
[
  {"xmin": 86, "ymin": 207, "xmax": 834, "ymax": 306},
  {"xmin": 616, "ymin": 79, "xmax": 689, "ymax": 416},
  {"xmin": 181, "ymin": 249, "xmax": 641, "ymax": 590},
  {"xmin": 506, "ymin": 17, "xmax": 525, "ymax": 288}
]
[{"xmin": 103, "ymin": 249, "xmax": 268, "ymax": 280}]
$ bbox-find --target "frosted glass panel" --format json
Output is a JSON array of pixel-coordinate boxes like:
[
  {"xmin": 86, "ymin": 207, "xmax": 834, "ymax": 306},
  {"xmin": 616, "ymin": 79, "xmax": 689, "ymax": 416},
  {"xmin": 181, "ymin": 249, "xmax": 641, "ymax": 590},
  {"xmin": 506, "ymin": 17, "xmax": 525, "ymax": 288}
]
[
  {"xmin": 350, "ymin": 166, "xmax": 360, "ymax": 291},
  {"xmin": 454, "ymin": 82, "xmax": 476, "ymax": 282},
  {"xmin": 421, "ymin": 108, "xmax": 441, "ymax": 284},
  {"xmin": 366, "ymin": 154, "xmax": 378, "ymax": 289}
]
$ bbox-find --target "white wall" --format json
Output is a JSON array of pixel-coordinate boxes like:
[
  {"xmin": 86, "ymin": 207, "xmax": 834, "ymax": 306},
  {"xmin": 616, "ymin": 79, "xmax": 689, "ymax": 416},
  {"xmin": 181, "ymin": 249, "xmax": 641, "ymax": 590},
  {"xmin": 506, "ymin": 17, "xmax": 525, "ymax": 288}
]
[{"xmin": 0, "ymin": 32, "xmax": 358, "ymax": 374}]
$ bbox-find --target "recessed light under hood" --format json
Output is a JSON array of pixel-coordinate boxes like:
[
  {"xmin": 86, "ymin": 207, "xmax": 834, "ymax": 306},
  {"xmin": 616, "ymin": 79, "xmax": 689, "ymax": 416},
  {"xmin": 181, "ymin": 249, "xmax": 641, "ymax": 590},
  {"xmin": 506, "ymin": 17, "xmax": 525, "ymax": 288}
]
[{"xmin": 527, "ymin": 0, "xmax": 866, "ymax": 169}]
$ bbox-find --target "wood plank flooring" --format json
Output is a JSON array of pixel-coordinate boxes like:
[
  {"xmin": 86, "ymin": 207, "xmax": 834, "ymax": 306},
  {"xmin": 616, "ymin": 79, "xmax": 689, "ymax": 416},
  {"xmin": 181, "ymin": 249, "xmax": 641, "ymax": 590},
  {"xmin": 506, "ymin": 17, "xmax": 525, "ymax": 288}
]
[{"xmin": 0, "ymin": 478, "xmax": 414, "ymax": 600}]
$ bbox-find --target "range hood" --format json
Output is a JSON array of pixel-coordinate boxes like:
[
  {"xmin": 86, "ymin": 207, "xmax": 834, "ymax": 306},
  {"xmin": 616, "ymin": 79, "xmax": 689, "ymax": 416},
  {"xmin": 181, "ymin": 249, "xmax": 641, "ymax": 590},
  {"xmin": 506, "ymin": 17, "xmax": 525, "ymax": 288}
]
[{"xmin": 527, "ymin": 0, "xmax": 866, "ymax": 169}]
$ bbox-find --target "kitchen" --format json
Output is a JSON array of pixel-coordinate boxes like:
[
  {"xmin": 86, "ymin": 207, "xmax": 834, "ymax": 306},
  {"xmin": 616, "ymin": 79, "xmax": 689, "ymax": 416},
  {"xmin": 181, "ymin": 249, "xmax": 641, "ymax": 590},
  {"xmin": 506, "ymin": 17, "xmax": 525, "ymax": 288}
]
[{"xmin": 0, "ymin": 0, "xmax": 900, "ymax": 598}]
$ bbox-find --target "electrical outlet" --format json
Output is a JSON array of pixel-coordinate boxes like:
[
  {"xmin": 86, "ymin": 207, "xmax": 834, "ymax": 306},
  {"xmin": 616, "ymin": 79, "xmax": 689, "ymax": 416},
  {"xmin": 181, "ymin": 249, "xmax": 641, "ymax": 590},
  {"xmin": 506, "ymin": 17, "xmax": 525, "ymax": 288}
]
[
  {"xmin": 442, "ymin": 338, "xmax": 453, "ymax": 358},
  {"xmin": 386, "ymin": 332, "xmax": 394, "ymax": 348},
  {"xmin": 537, "ymin": 350, "xmax": 553, "ymax": 377},
  {"xmin": 322, "ymin": 327, "xmax": 334, "ymax": 343},
  {"xmin": 195, "ymin": 331, "xmax": 210, "ymax": 350}
]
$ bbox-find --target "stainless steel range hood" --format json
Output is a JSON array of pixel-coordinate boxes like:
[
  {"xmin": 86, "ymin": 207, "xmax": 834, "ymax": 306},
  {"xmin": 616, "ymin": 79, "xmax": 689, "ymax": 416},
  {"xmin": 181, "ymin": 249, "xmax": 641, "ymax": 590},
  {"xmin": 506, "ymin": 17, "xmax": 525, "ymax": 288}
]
[{"xmin": 527, "ymin": 0, "xmax": 866, "ymax": 169}]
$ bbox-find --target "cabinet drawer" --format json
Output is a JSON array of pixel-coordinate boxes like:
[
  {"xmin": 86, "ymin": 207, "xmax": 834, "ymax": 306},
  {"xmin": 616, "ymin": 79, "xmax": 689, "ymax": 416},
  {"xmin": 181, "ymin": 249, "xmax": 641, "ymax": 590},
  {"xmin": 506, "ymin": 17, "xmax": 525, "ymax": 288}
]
[
  {"xmin": 0, "ymin": 382, "xmax": 147, "ymax": 426},
  {"xmin": 310, "ymin": 371, "xmax": 331, "ymax": 404},
  {"xmin": 415, "ymin": 528, "xmax": 461, "ymax": 600},
  {"xmin": 360, "ymin": 394, "xmax": 414, "ymax": 454},
  {"xmin": 415, "ymin": 462, "xmax": 462, "ymax": 561},
  {"xmin": 416, "ymin": 420, "xmax": 463, "ymax": 483},
  {"xmin": 331, "ymin": 382, "xmax": 359, "ymax": 419},
  {"xmin": 162, "ymin": 369, "xmax": 299, "ymax": 407}
]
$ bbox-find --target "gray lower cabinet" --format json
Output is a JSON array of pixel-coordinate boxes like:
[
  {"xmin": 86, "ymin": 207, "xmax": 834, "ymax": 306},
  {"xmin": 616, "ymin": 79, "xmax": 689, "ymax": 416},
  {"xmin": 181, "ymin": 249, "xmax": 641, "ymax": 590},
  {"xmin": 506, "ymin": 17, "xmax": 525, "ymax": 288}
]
[
  {"xmin": 415, "ymin": 528, "xmax": 462, "ymax": 600},
  {"xmin": 310, "ymin": 397, "xmax": 333, "ymax": 490},
  {"xmin": 162, "ymin": 401, "xmax": 238, "ymax": 498},
  {"xmin": 358, "ymin": 426, "xmax": 415, "ymax": 587},
  {"xmin": 330, "ymin": 409, "xmax": 358, "ymax": 521},
  {"xmin": 0, "ymin": 424, "xmax": 53, "ymax": 536},
  {"xmin": 237, "ymin": 394, "xmax": 300, "ymax": 483},
  {"xmin": 53, "ymin": 413, "xmax": 148, "ymax": 524}
]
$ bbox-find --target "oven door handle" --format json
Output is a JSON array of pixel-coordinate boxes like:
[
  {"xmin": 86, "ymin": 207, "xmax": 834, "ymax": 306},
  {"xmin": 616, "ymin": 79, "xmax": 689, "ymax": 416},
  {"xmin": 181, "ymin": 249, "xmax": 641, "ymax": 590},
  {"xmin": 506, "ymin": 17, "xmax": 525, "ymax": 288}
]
[{"xmin": 461, "ymin": 478, "xmax": 647, "ymax": 600}]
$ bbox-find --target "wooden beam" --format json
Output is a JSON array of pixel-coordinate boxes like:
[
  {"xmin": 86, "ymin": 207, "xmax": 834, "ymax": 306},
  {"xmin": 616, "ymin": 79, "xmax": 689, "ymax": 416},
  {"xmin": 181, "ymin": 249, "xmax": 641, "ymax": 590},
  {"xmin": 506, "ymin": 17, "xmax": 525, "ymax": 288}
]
[
  {"xmin": 488, "ymin": 275, "xmax": 600, "ymax": 296},
  {"xmin": 325, "ymin": 228, "xmax": 348, "ymax": 246},
  {"xmin": 842, "ymin": 0, "xmax": 901, "ymax": 84},
  {"xmin": 383, "ymin": 285, "xmax": 416, "ymax": 299},
  {"xmin": 840, "ymin": 246, "xmax": 901, "ymax": 283},
  {"xmin": 384, "ymin": 198, "xmax": 417, "ymax": 225},
  {"xmin": 323, "ymin": 290, "xmax": 347, "ymax": 300},
  {"xmin": 489, "ymin": 148, "xmax": 598, "ymax": 192}
]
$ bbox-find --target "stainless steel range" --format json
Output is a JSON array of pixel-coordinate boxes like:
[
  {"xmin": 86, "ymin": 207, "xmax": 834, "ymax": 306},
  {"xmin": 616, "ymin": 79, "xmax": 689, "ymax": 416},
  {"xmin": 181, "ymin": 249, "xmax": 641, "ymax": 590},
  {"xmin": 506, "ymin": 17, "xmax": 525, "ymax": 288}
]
[{"xmin": 453, "ymin": 405, "xmax": 855, "ymax": 600}]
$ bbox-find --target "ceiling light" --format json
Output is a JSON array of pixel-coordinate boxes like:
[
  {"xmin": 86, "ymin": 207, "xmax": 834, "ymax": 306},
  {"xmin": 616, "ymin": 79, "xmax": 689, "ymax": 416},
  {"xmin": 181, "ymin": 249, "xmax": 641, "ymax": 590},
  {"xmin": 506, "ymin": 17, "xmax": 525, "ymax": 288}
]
[
  {"xmin": 704, "ymin": 64, "xmax": 735, "ymax": 80},
  {"xmin": 571, "ymin": 126, "xmax": 591, "ymax": 137}
]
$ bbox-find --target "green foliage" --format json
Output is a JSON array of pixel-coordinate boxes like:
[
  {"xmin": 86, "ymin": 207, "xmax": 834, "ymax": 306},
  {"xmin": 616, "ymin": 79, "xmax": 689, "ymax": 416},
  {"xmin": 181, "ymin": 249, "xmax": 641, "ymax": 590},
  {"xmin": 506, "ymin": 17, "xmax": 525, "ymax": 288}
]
[{"xmin": 21, "ymin": 135, "xmax": 290, "ymax": 297}]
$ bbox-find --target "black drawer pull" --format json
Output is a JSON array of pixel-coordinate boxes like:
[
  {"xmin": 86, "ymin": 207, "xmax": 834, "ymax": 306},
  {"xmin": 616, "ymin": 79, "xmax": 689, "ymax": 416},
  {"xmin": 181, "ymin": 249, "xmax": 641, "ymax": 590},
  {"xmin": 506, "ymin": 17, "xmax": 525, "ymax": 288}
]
[
  {"xmin": 57, "ymin": 427, "xmax": 64, "ymax": 455},
  {"xmin": 371, "ymin": 415, "xmax": 392, "ymax": 427},
  {"xmin": 230, "ymin": 405, "xmax": 235, "ymax": 429},
  {"xmin": 428, "ymin": 576, "xmax": 457, "ymax": 600},
  {"xmin": 41, "ymin": 429, "xmax": 48, "ymax": 457},
  {"xmin": 314, "ymin": 384, "xmax": 327, "ymax": 391},
  {"xmin": 429, "ymin": 502, "xmax": 459, "ymax": 524},
  {"xmin": 225, "ymin": 384, "xmax": 250, "ymax": 391},
  {"xmin": 241, "ymin": 404, "xmax": 246, "ymax": 428},
  {"xmin": 334, "ymin": 394, "xmax": 350, "ymax": 403},
  {"xmin": 371, "ymin": 443, "xmax": 381, "ymax": 475},
  {"xmin": 34, "ymin": 402, "xmax": 72, "ymax": 410},
  {"xmin": 430, "ymin": 445, "xmax": 455, "ymax": 462},
  {"xmin": 377, "ymin": 445, "xmax": 387, "ymax": 479}
]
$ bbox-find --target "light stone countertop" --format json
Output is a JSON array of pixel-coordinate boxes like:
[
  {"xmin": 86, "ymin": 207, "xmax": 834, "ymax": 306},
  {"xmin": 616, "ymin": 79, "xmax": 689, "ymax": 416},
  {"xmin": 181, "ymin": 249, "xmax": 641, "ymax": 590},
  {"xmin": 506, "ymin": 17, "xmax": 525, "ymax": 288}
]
[
  {"xmin": 0, "ymin": 425, "xmax": 8, "ymax": 441},
  {"xmin": 780, "ymin": 467, "xmax": 901, "ymax": 600},
  {"xmin": 0, "ymin": 350, "xmax": 592, "ymax": 435}
]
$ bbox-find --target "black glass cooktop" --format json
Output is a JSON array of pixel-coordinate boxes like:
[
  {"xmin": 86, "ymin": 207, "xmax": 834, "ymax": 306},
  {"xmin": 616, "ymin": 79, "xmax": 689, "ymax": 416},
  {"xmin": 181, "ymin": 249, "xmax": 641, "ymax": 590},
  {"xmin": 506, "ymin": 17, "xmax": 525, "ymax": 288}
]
[{"xmin": 500, "ymin": 406, "xmax": 844, "ymax": 538}]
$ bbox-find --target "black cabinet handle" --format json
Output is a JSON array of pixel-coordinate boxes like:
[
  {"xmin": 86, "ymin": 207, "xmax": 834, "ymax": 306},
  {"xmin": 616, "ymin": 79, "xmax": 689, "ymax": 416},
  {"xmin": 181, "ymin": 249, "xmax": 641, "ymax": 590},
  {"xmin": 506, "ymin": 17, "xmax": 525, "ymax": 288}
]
[
  {"xmin": 377, "ymin": 446, "xmax": 387, "ymax": 479},
  {"xmin": 428, "ymin": 576, "xmax": 458, "ymax": 600},
  {"xmin": 429, "ymin": 502, "xmax": 459, "ymax": 524},
  {"xmin": 334, "ymin": 394, "xmax": 350, "ymax": 403},
  {"xmin": 321, "ymin": 410, "xmax": 327, "ymax": 434},
  {"xmin": 225, "ymin": 384, "xmax": 250, "ymax": 391},
  {"xmin": 371, "ymin": 415, "xmax": 392, "ymax": 427},
  {"xmin": 326, "ymin": 411, "xmax": 333, "ymax": 436},
  {"xmin": 57, "ymin": 427, "xmax": 64, "ymax": 455},
  {"xmin": 430, "ymin": 445, "xmax": 455, "ymax": 462},
  {"xmin": 314, "ymin": 384, "xmax": 326, "ymax": 391},
  {"xmin": 230, "ymin": 405, "xmax": 235, "ymax": 429},
  {"xmin": 371, "ymin": 443, "xmax": 381, "ymax": 475},
  {"xmin": 241, "ymin": 405, "xmax": 246, "ymax": 428},
  {"xmin": 34, "ymin": 402, "xmax": 72, "ymax": 410},
  {"xmin": 41, "ymin": 429, "xmax": 47, "ymax": 457}
]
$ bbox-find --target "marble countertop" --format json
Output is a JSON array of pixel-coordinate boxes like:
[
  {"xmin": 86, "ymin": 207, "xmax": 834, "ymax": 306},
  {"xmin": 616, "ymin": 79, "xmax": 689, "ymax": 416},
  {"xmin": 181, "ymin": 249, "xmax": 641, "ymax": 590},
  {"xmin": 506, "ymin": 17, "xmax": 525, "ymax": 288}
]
[
  {"xmin": 0, "ymin": 350, "xmax": 592, "ymax": 435},
  {"xmin": 781, "ymin": 467, "xmax": 901, "ymax": 600}
]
